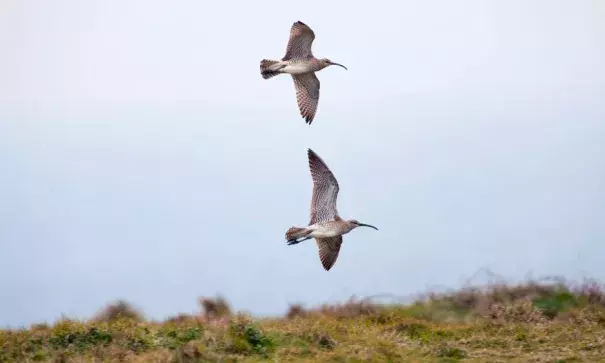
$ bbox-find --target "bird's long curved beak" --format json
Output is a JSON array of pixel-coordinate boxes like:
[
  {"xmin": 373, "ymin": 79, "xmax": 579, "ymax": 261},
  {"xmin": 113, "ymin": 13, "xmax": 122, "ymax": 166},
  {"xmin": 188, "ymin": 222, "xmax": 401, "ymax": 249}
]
[
  {"xmin": 330, "ymin": 62, "xmax": 348, "ymax": 70},
  {"xmin": 358, "ymin": 223, "xmax": 378, "ymax": 230}
]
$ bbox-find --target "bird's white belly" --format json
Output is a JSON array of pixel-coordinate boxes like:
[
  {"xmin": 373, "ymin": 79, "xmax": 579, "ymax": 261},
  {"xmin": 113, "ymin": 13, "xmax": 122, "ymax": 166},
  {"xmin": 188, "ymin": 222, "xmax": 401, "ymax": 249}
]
[
  {"xmin": 308, "ymin": 224, "xmax": 341, "ymax": 238},
  {"xmin": 281, "ymin": 64, "xmax": 312, "ymax": 75}
]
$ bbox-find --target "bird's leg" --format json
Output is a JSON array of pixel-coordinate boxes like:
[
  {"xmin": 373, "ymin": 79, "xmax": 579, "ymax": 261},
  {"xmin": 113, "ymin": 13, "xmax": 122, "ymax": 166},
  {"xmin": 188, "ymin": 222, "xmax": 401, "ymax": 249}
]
[{"xmin": 287, "ymin": 236, "xmax": 312, "ymax": 245}]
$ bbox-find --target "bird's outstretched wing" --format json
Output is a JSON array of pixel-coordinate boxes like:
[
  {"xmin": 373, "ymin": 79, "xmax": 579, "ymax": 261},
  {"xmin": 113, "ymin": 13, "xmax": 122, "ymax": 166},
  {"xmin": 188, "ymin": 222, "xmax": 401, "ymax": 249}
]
[
  {"xmin": 292, "ymin": 73, "xmax": 320, "ymax": 124},
  {"xmin": 282, "ymin": 21, "xmax": 315, "ymax": 60},
  {"xmin": 308, "ymin": 148, "xmax": 339, "ymax": 224},
  {"xmin": 316, "ymin": 236, "xmax": 343, "ymax": 271}
]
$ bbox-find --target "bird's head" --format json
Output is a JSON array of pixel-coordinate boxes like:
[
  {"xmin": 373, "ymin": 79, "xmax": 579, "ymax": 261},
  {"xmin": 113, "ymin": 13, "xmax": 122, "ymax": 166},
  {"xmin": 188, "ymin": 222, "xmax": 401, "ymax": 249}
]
[
  {"xmin": 320, "ymin": 58, "xmax": 348, "ymax": 70},
  {"xmin": 347, "ymin": 219, "xmax": 378, "ymax": 231}
]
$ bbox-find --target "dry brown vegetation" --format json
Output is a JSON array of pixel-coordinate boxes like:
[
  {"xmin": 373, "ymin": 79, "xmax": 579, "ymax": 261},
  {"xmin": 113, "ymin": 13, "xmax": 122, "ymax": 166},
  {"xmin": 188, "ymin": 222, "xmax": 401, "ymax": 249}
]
[
  {"xmin": 2, "ymin": 279, "xmax": 605, "ymax": 362},
  {"xmin": 199, "ymin": 296, "xmax": 232, "ymax": 320},
  {"xmin": 91, "ymin": 300, "xmax": 145, "ymax": 323}
]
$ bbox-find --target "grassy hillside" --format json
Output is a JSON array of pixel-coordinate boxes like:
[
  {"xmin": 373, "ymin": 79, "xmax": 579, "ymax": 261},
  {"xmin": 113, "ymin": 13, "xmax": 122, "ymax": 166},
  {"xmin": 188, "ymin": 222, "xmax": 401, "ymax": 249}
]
[{"xmin": 2, "ymin": 278, "xmax": 605, "ymax": 362}]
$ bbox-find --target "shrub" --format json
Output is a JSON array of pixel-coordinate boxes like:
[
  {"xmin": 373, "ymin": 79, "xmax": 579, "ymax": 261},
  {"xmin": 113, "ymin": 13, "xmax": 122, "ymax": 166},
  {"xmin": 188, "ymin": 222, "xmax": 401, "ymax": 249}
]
[
  {"xmin": 286, "ymin": 304, "xmax": 307, "ymax": 319},
  {"xmin": 199, "ymin": 296, "xmax": 231, "ymax": 320},
  {"xmin": 91, "ymin": 300, "xmax": 144, "ymax": 323}
]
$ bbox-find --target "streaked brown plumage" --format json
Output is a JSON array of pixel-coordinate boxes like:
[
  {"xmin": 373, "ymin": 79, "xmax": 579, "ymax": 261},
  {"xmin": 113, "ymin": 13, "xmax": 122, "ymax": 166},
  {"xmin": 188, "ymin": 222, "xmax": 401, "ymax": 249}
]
[
  {"xmin": 285, "ymin": 149, "xmax": 378, "ymax": 271},
  {"xmin": 260, "ymin": 21, "xmax": 348, "ymax": 125}
]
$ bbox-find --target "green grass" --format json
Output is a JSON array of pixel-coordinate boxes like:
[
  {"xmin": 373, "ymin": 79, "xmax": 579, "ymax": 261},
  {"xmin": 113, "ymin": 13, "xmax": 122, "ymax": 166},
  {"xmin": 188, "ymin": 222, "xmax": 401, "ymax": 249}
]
[{"xmin": 2, "ymin": 279, "xmax": 605, "ymax": 362}]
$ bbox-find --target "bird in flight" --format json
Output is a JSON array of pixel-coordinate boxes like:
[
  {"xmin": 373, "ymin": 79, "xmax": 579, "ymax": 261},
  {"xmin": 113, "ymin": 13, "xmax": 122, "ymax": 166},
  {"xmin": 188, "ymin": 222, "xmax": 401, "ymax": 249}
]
[
  {"xmin": 260, "ymin": 21, "xmax": 348, "ymax": 125},
  {"xmin": 285, "ymin": 149, "xmax": 378, "ymax": 271}
]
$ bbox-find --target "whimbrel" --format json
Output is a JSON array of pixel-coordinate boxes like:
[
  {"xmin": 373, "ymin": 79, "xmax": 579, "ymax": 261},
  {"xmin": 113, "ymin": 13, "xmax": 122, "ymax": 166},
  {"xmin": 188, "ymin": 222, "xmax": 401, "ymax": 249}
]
[
  {"xmin": 260, "ymin": 21, "xmax": 347, "ymax": 125},
  {"xmin": 285, "ymin": 149, "xmax": 378, "ymax": 271}
]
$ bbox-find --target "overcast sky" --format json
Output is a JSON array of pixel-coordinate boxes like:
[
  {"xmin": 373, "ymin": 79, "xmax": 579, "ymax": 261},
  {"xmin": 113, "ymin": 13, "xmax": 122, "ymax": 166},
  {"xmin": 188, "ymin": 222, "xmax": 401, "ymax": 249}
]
[{"xmin": 1, "ymin": 0, "xmax": 604, "ymax": 327}]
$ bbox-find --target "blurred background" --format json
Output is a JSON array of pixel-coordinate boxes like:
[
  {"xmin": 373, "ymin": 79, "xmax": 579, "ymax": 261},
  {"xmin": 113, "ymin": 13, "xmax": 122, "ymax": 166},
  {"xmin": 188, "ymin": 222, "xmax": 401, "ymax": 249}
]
[{"xmin": 1, "ymin": 0, "xmax": 604, "ymax": 327}]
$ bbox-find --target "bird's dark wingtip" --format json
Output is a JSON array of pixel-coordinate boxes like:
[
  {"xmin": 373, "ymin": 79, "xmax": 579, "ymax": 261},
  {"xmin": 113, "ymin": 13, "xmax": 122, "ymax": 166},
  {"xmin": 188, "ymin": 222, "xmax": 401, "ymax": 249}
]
[{"xmin": 308, "ymin": 148, "xmax": 320, "ymax": 163}]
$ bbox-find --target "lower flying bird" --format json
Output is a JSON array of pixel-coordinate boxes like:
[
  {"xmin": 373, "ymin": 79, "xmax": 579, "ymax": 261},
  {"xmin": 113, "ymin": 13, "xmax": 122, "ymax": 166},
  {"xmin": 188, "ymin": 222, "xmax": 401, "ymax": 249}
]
[
  {"xmin": 260, "ymin": 21, "xmax": 347, "ymax": 125},
  {"xmin": 285, "ymin": 149, "xmax": 378, "ymax": 271}
]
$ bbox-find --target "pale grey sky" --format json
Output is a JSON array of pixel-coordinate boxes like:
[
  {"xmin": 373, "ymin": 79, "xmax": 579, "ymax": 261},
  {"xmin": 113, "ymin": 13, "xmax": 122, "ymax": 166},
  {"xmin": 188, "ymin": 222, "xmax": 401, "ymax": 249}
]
[{"xmin": 1, "ymin": 0, "xmax": 604, "ymax": 327}]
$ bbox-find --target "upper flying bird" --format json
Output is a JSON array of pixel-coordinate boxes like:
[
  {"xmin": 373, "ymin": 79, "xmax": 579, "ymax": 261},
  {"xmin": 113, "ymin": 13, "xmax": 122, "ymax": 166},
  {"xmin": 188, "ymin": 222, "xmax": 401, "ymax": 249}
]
[
  {"xmin": 285, "ymin": 149, "xmax": 378, "ymax": 271},
  {"xmin": 260, "ymin": 21, "xmax": 347, "ymax": 125}
]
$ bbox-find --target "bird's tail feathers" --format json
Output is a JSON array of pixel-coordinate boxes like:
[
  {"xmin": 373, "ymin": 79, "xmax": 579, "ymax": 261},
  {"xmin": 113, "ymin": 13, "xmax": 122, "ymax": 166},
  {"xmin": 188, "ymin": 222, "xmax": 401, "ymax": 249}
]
[
  {"xmin": 260, "ymin": 59, "xmax": 282, "ymax": 79},
  {"xmin": 285, "ymin": 226, "xmax": 311, "ymax": 241}
]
